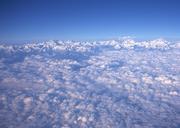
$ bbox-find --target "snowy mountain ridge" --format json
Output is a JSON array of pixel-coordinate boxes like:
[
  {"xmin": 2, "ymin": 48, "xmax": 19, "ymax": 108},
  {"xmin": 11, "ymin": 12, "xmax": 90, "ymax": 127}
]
[{"xmin": 0, "ymin": 38, "xmax": 179, "ymax": 53}]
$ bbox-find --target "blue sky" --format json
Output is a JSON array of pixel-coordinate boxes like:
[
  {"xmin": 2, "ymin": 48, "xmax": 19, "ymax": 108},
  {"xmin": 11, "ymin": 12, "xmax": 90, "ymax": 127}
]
[{"xmin": 0, "ymin": 0, "xmax": 180, "ymax": 41}]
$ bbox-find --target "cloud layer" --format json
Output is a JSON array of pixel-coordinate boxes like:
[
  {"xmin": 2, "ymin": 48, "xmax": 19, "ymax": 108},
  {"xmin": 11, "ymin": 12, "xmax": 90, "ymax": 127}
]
[{"xmin": 0, "ymin": 39, "xmax": 180, "ymax": 128}]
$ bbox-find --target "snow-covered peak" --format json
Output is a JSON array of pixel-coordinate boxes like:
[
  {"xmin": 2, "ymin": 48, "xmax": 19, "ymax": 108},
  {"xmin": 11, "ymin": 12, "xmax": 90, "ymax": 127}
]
[
  {"xmin": 121, "ymin": 38, "xmax": 137, "ymax": 48},
  {"xmin": 118, "ymin": 38, "xmax": 171, "ymax": 49},
  {"xmin": 148, "ymin": 38, "xmax": 169, "ymax": 48}
]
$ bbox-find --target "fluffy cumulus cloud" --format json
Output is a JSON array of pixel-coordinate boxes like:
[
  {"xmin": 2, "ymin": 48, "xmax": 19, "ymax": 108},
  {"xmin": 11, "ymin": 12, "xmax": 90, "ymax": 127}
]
[{"xmin": 0, "ymin": 38, "xmax": 180, "ymax": 128}]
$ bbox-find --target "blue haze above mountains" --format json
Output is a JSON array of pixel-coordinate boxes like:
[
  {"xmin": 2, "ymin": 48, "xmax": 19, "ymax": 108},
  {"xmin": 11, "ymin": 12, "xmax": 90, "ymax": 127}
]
[{"xmin": 0, "ymin": 0, "xmax": 180, "ymax": 41}]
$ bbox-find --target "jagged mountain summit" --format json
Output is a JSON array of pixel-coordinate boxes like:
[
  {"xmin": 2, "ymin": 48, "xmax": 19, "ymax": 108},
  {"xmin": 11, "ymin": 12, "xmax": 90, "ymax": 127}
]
[{"xmin": 0, "ymin": 38, "xmax": 179, "ymax": 51}]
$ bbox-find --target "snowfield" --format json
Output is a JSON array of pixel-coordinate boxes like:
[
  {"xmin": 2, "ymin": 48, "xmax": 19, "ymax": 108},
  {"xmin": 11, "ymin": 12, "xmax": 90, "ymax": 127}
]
[{"xmin": 0, "ymin": 38, "xmax": 180, "ymax": 128}]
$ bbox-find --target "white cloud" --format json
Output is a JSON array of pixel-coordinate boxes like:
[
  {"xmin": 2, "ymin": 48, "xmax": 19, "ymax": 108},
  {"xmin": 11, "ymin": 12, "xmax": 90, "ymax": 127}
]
[{"xmin": 0, "ymin": 39, "xmax": 179, "ymax": 127}]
